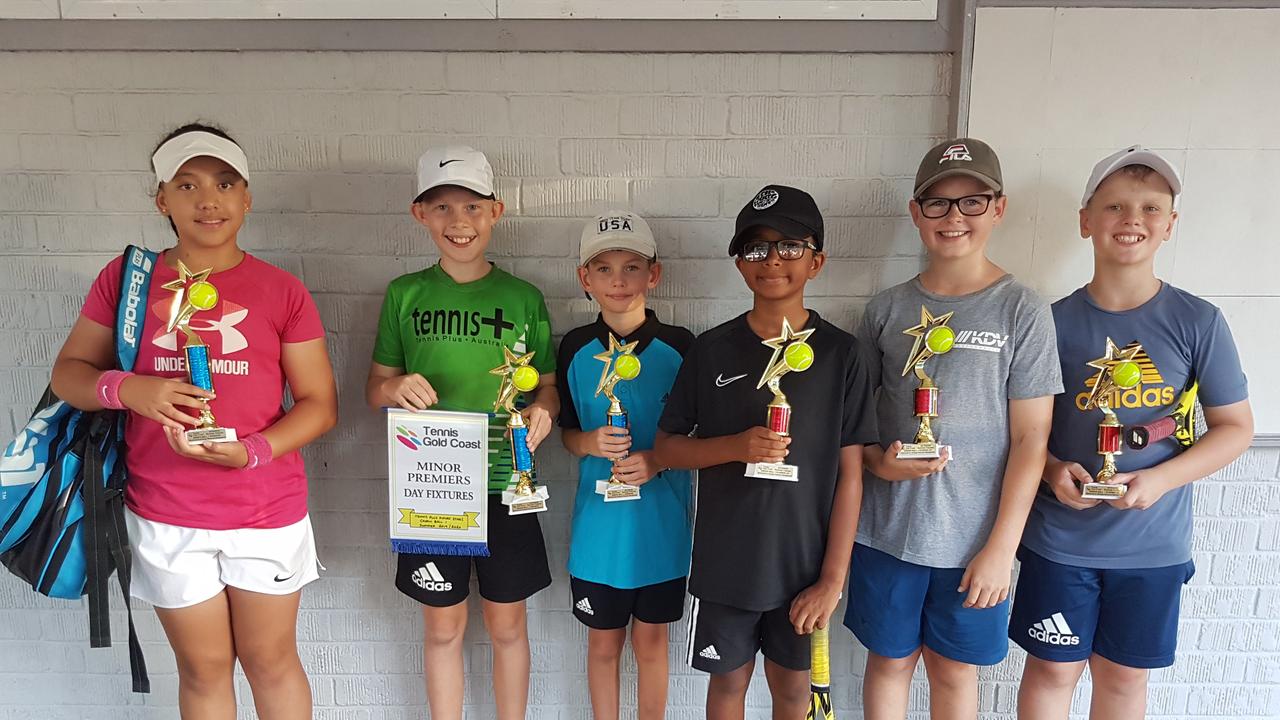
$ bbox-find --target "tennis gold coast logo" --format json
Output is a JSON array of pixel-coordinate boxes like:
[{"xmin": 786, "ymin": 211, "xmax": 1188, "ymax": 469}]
[{"xmin": 1074, "ymin": 341, "xmax": 1175, "ymax": 411}]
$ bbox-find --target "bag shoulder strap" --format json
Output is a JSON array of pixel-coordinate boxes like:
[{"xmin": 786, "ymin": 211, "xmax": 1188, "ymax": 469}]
[
  {"xmin": 84, "ymin": 245, "xmax": 157, "ymax": 693},
  {"xmin": 115, "ymin": 246, "xmax": 159, "ymax": 373}
]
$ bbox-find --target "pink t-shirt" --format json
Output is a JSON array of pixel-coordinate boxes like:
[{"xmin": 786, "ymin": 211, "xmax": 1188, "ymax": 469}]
[{"xmin": 81, "ymin": 252, "xmax": 325, "ymax": 530}]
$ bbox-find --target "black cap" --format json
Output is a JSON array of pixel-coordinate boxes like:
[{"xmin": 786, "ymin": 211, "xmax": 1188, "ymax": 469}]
[{"xmin": 728, "ymin": 185, "xmax": 824, "ymax": 256}]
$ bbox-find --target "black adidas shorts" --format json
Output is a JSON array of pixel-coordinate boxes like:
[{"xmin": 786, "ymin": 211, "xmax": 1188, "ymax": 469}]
[
  {"xmin": 570, "ymin": 576, "xmax": 687, "ymax": 630},
  {"xmin": 686, "ymin": 596, "xmax": 809, "ymax": 673},
  {"xmin": 395, "ymin": 494, "xmax": 551, "ymax": 607}
]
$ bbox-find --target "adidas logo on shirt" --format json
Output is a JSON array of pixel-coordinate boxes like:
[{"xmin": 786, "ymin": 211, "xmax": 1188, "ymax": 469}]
[
  {"xmin": 575, "ymin": 598, "xmax": 594, "ymax": 615},
  {"xmin": 699, "ymin": 645, "xmax": 722, "ymax": 661},
  {"xmin": 1028, "ymin": 612, "xmax": 1080, "ymax": 646},
  {"xmin": 412, "ymin": 562, "xmax": 453, "ymax": 592}
]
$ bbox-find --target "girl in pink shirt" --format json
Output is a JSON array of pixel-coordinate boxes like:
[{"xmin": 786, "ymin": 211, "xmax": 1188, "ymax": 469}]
[{"xmin": 50, "ymin": 123, "xmax": 337, "ymax": 718}]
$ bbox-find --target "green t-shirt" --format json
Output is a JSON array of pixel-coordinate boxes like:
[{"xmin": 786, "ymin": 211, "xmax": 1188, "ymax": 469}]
[{"xmin": 373, "ymin": 263, "xmax": 556, "ymax": 493}]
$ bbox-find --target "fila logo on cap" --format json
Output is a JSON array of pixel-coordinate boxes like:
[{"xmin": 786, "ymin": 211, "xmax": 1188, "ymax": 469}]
[
  {"xmin": 597, "ymin": 216, "xmax": 634, "ymax": 233},
  {"xmin": 939, "ymin": 143, "xmax": 972, "ymax": 163},
  {"xmin": 752, "ymin": 188, "xmax": 780, "ymax": 210},
  {"xmin": 412, "ymin": 562, "xmax": 453, "ymax": 592}
]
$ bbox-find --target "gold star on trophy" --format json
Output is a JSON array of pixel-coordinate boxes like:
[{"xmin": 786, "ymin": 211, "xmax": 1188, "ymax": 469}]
[
  {"xmin": 593, "ymin": 333, "xmax": 640, "ymax": 399},
  {"xmin": 1085, "ymin": 338, "xmax": 1142, "ymax": 411},
  {"xmin": 757, "ymin": 317, "xmax": 816, "ymax": 390},
  {"xmin": 901, "ymin": 306, "xmax": 956, "ymax": 377},
  {"xmin": 490, "ymin": 345, "xmax": 538, "ymax": 414},
  {"xmin": 162, "ymin": 260, "xmax": 214, "ymax": 336}
]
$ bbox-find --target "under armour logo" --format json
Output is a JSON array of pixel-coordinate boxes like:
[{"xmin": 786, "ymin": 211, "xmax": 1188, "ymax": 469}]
[{"xmin": 152, "ymin": 299, "xmax": 249, "ymax": 355}]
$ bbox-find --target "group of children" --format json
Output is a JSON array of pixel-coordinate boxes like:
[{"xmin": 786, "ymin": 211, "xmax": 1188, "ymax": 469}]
[{"xmin": 46, "ymin": 124, "xmax": 1253, "ymax": 720}]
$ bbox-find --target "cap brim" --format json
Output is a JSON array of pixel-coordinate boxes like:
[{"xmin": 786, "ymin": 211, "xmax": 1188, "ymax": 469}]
[
  {"xmin": 728, "ymin": 217, "xmax": 817, "ymax": 256},
  {"xmin": 581, "ymin": 238, "xmax": 657, "ymax": 266},
  {"xmin": 914, "ymin": 168, "xmax": 1002, "ymax": 198},
  {"xmin": 1083, "ymin": 152, "xmax": 1183, "ymax": 207},
  {"xmin": 163, "ymin": 152, "xmax": 250, "ymax": 183},
  {"xmin": 413, "ymin": 179, "xmax": 496, "ymax": 203}
]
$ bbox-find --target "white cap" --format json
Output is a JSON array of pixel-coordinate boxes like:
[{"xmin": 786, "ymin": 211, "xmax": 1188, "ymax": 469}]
[
  {"xmin": 579, "ymin": 212, "xmax": 657, "ymax": 266},
  {"xmin": 415, "ymin": 145, "xmax": 495, "ymax": 200},
  {"xmin": 1082, "ymin": 145, "xmax": 1182, "ymax": 208},
  {"xmin": 151, "ymin": 131, "xmax": 250, "ymax": 184}
]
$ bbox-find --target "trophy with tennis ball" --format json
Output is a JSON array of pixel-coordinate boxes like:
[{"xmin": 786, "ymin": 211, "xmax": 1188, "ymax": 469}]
[{"xmin": 745, "ymin": 317, "xmax": 815, "ymax": 482}]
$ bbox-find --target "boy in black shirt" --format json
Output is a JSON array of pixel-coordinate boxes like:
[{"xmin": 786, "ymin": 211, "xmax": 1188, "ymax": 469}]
[{"xmin": 655, "ymin": 186, "xmax": 878, "ymax": 718}]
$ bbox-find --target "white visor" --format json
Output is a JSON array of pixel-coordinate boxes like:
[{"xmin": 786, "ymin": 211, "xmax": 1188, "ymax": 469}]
[{"xmin": 151, "ymin": 131, "xmax": 250, "ymax": 184}]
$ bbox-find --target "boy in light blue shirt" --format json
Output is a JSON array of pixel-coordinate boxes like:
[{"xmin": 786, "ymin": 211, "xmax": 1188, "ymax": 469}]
[{"xmin": 557, "ymin": 212, "xmax": 693, "ymax": 720}]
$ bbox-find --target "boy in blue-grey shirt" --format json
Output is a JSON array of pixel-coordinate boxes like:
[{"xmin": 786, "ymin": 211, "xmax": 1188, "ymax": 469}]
[
  {"xmin": 557, "ymin": 212, "xmax": 693, "ymax": 720},
  {"xmin": 1013, "ymin": 146, "xmax": 1254, "ymax": 719}
]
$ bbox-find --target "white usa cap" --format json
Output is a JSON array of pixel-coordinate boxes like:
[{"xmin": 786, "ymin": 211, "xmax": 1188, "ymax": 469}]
[
  {"xmin": 415, "ymin": 145, "xmax": 495, "ymax": 201},
  {"xmin": 579, "ymin": 211, "xmax": 657, "ymax": 266},
  {"xmin": 1082, "ymin": 145, "xmax": 1182, "ymax": 208},
  {"xmin": 151, "ymin": 131, "xmax": 250, "ymax": 184}
]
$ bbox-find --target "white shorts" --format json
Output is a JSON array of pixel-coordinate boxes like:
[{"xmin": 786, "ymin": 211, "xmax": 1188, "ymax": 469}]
[{"xmin": 125, "ymin": 508, "xmax": 320, "ymax": 609}]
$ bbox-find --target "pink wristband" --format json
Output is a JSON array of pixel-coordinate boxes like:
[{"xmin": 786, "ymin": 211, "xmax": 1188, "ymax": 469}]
[
  {"xmin": 242, "ymin": 433, "xmax": 273, "ymax": 470},
  {"xmin": 96, "ymin": 370, "xmax": 133, "ymax": 410}
]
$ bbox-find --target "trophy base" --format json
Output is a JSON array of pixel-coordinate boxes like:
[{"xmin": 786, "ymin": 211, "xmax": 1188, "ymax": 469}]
[
  {"xmin": 502, "ymin": 485, "xmax": 549, "ymax": 515},
  {"xmin": 745, "ymin": 462, "xmax": 799, "ymax": 482},
  {"xmin": 596, "ymin": 480, "xmax": 641, "ymax": 502},
  {"xmin": 1080, "ymin": 481, "xmax": 1127, "ymax": 500},
  {"xmin": 185, "ymin": 427, "xmax": 238, "ymax": 444},
  {"xmin": 896, "ymin": 443, "xmax": 952, "ymax": 461}
]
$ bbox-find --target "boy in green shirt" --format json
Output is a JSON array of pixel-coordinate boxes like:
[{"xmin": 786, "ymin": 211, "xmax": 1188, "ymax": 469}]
[{"xmin": 366, "ymin": 145, "xmax": 559, "ymax": 720}]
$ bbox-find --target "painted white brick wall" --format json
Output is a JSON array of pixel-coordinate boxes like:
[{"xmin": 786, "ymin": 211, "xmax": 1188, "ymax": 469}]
[{"xmin": 0, "ymin": 49, "xmax": 1274, "ymax": 719}]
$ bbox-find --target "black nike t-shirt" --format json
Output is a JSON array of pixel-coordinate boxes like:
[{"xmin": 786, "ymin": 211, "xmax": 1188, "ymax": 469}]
[{"xmin": 659, "ymin": 311, "xmax": 878, "ymax": 611}]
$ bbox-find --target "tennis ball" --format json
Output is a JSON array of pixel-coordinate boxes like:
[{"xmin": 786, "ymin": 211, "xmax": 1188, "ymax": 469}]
[
  {"xmin": 614, "ymin": 354, "xmax": 641, "ymax": 381},
  {"xmin": 784, "ymin": 341, "xmax": 814, "ymax": 372},
  {"xmin": 925, "ymin": 325, "xmax": 955, "ymax": 355},
  {"xmin": 187, "ymin": 281, "xmax": 218, "ymax": 311},
  {"xmin": 512, "ymin": 365, "xmax": 540, "ymax": 392},
  {"xmin": 1112, "ymin": 360, "xmax": 1142, "ymax": 389}
]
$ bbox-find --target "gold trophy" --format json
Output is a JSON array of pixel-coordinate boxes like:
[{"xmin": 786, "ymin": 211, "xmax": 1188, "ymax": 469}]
[
  {"xmin": 744, "ymin": 317, "xmax": 815, "ymax": 482},
  {"xmin": 492, "ymin": 346, "xmax": 548, "ymax": 515},
  {"xmin": 163, "ymin": 261, "xmax": 236, "ymax": 443},
  {"xmin": 897, "ymin": 306, "xmax": 955, "ymax": 460},
  {"xmin": 594, "ymin": 334, "xmax": 643, "ymax": 502},
  {"xmin": 1080, "ymin": 338, "xmax": 1144, "ymax": 499}
]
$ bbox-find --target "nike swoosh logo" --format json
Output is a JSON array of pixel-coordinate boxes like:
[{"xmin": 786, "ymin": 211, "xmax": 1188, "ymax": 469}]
[
  {"xmin": 438, "ymin": 159, "xmax": 461, "ymax": 167},
  {"xmin": 715, "ymin": 373, "xmax": 748, "ymax": 388},
  {"xmin": 273, "ymin": 571, "xmax": 297, "ymax": 583}
]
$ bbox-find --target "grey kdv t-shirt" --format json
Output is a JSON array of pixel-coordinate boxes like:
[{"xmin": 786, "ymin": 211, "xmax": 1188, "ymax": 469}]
[{"xmin": 856, "ymin": 275, "xmax": 1063, "ymax": 568}]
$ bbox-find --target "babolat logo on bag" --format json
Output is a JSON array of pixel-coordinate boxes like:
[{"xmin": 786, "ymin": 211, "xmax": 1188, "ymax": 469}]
[
  {"xmin": 121, "ymin": 248, "xmax": 153, "ymax": 349},
  {"xmin": 598, "ymin": 216, "xmax": 634, "ymax": 233}
]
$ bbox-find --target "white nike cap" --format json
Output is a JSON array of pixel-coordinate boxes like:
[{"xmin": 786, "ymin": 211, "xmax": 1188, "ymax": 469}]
[
  {"xmin": 1081, "ymin": 145, "xmax": 1182, "ymax": 208},
  {"xmin": 415, "ymin": 145, "xmax": 495, "ymax": 201},
  {"xmin": 151, "ymin": 131, "xmax": 250, "ymax": 184},
  {"xmin": 580, "ymin": 211, "xmax": 657, "ymax": 266}
]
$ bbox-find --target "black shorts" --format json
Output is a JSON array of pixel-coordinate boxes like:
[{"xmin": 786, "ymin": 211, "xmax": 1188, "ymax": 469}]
[
  {"xmin": 686, "ymin": 596, "xmax": 809, "ymax": 673},
  {"xmin": 395, "ymin": 494, "xmax": 551, "ymax": 607},
  {"xmin": 570, "ymin": 576, "xmax": 687, "ymax": 630}
]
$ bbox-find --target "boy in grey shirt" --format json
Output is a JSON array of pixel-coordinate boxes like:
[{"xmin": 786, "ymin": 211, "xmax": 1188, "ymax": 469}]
[{"xmin": 844, "ymin": 138, "xmax": 1062, "ymax": 720}]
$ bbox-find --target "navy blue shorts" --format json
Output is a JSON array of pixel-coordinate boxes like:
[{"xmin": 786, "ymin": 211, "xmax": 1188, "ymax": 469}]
[
  {"xmin": 1009, "ymin": 546, "xmax": 1195, "ymax": 669},
  {"xmin": 843, "ymin": 544, "xmax": 1010, "ymax": 666}
]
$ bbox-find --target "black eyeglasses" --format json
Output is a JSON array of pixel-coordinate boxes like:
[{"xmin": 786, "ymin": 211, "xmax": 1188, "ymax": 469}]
[
  {"xmin": 738, "ymin": 239, "xmax": 817, "ymax": 262},
  {"xmin": 917, "ymin": 194, "xmax": 996, "ymax": 219}
]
